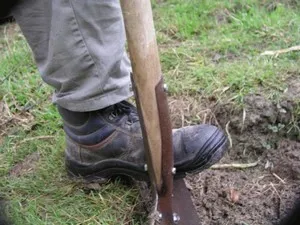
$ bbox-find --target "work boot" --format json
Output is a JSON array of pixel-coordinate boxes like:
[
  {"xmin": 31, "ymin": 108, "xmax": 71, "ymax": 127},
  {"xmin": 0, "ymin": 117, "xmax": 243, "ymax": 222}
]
[{"xmin": 58, "ymin": 101, "xmax": 228, "ymax": 182}]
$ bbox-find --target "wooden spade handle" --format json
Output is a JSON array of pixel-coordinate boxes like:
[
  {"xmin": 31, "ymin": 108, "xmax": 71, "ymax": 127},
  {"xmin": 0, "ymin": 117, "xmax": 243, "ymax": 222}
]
[{"xmin": 120, "ymin": 1, "xmax": 174, "ymax": 224}]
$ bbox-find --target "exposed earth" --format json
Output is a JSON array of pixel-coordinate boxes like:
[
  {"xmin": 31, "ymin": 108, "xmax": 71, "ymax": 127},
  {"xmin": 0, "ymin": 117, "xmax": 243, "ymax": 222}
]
[{"xmin": 165, "ymin": 79, "xmax": 300, "ymax": 225}]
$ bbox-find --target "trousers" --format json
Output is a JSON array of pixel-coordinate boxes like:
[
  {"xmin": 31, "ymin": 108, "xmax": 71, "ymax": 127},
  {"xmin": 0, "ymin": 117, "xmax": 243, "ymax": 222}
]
[{"xmin": 12, "ymin": 0, "xmax": 133, "ymax": 112}]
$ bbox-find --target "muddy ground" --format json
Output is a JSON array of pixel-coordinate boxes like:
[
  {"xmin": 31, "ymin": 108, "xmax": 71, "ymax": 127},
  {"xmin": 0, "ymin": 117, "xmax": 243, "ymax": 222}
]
[{"xmin": 164, "ymin": 79, "xmax": 300, "ymax": 225}]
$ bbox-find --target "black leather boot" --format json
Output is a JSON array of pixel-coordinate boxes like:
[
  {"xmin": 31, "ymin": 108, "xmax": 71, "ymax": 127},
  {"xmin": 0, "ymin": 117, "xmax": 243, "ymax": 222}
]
[{"xmin": 58, "ymin": 101, "xmax": 228, "ymax": 182}]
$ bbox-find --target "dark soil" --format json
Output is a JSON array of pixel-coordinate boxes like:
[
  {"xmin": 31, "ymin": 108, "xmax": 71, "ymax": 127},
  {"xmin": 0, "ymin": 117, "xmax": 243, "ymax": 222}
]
[
  {"xmin": 186, "ymin": 138, "xmax": 300, "ymax": 225},
  {"xmin": 167, "ymin": 91, "xmax": 300, "ymax": 225}
]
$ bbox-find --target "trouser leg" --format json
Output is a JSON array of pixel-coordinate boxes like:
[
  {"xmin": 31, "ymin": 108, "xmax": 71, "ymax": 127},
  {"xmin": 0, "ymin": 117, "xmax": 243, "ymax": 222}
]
[{"xmin": 12, "ymin": 0, "xmax": 132, "ymax": 112}]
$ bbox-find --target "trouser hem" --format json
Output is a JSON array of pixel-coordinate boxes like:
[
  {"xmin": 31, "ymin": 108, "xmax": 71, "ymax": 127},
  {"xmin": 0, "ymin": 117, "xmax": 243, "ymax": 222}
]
[{"xmin": 54, "ymin": 84, "xmax": 133, "ymax": 112}]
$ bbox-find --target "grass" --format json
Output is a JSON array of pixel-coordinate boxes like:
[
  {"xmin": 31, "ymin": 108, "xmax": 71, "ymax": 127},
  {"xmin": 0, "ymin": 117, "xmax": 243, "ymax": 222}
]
[
  {"xmin": 0, "ymin": 0, "xmax": 299, "ymax": 224},
  {"xmin": 155, "ymin": 0, "xmax": 299, "ymax": 102}
]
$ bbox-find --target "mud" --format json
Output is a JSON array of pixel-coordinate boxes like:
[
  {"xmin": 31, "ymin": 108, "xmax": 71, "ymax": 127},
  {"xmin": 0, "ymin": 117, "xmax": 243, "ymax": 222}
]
[
  {"xmin": 186, "ymin": 138, "xmax": 300, "ymax": 225},
  {"xmin": 168, "ymin": 92, "xmax": 300, "ymax": 225},
  {"xmin": 89, "ymin": 81, "xmax": 299, "ymax": 224}
]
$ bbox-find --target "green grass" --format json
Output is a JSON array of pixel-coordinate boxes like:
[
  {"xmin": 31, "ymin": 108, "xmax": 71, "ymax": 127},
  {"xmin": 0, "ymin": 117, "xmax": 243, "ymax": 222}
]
[
  {"xmin": 155, "ymin": 0, "xmax": 300, "ymax": 102},
  {"xmin": 0, "ymin": 0, "xmax": 299, "ymax": 224}
]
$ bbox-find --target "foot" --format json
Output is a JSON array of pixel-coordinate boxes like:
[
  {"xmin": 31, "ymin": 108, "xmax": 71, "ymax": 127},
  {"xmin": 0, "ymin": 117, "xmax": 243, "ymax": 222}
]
[{"xmin": 58, "ymin": 101, "xmax": 228, "ymax": 182}]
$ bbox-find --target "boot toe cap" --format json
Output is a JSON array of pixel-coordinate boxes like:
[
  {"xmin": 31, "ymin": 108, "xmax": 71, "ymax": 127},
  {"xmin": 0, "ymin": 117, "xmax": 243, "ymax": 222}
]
[{"xmin": 174, "ymin": 124, "xmax": 228, "ymax": 174}]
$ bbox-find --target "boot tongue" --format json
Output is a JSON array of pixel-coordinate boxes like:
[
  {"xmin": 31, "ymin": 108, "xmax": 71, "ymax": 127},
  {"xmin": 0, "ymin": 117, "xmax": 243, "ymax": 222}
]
[
  {"xmin": 105, "ymin": 101, "xmax": 139, "ymax": 123},
  {"xmin": 119, "ymin": 101, "xmax": 139, "ymax": 123}
]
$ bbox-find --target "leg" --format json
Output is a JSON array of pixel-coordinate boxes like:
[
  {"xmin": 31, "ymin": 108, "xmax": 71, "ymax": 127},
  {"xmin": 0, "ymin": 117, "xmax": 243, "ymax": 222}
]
[{"xmin": 12, "ymin": 0, "xmax": 132, "ymax": 112}]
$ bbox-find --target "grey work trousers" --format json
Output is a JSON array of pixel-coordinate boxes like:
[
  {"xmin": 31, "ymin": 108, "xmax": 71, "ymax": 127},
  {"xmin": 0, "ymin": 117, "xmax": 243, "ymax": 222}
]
[{"xmin": 12, "ymin": 0, "xmax": 133, "ymax": 112}]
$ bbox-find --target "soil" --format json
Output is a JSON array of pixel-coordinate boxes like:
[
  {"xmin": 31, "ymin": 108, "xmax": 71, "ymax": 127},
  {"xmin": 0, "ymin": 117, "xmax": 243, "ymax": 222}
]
[
  {"xmin": 185, "ymin": 138, "xmax": 300, "ymax": 225},
  {"xmin": 166, "ymin": 88, "xmax": 300, "ymax": 224},
  {"xmin": 9, "ymin": 151, "xmax": 40, "ymax": 177}
]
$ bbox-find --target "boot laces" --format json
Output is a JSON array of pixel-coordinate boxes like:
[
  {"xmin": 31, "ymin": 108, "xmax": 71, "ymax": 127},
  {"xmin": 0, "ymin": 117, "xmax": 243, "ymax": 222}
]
[{"xmin": 109, "ymin": 101, "xmax": 139, "ymax": 123}]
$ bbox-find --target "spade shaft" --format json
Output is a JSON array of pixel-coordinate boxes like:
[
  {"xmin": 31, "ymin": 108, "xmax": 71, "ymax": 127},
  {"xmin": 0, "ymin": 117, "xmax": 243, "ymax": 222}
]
[{"xmin": 120, "ymin": 1, "xmax": 200, "ymax": 224}]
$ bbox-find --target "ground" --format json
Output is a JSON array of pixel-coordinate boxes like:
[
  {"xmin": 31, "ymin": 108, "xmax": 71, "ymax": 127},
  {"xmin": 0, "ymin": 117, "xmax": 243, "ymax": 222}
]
[
  {"xmin": 175, "ymin": 94, "xmax": 300, "ymax": 225},
  {"xmin": 0, "ymin": 0, "xmax": 299, "ymax": 224}
]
